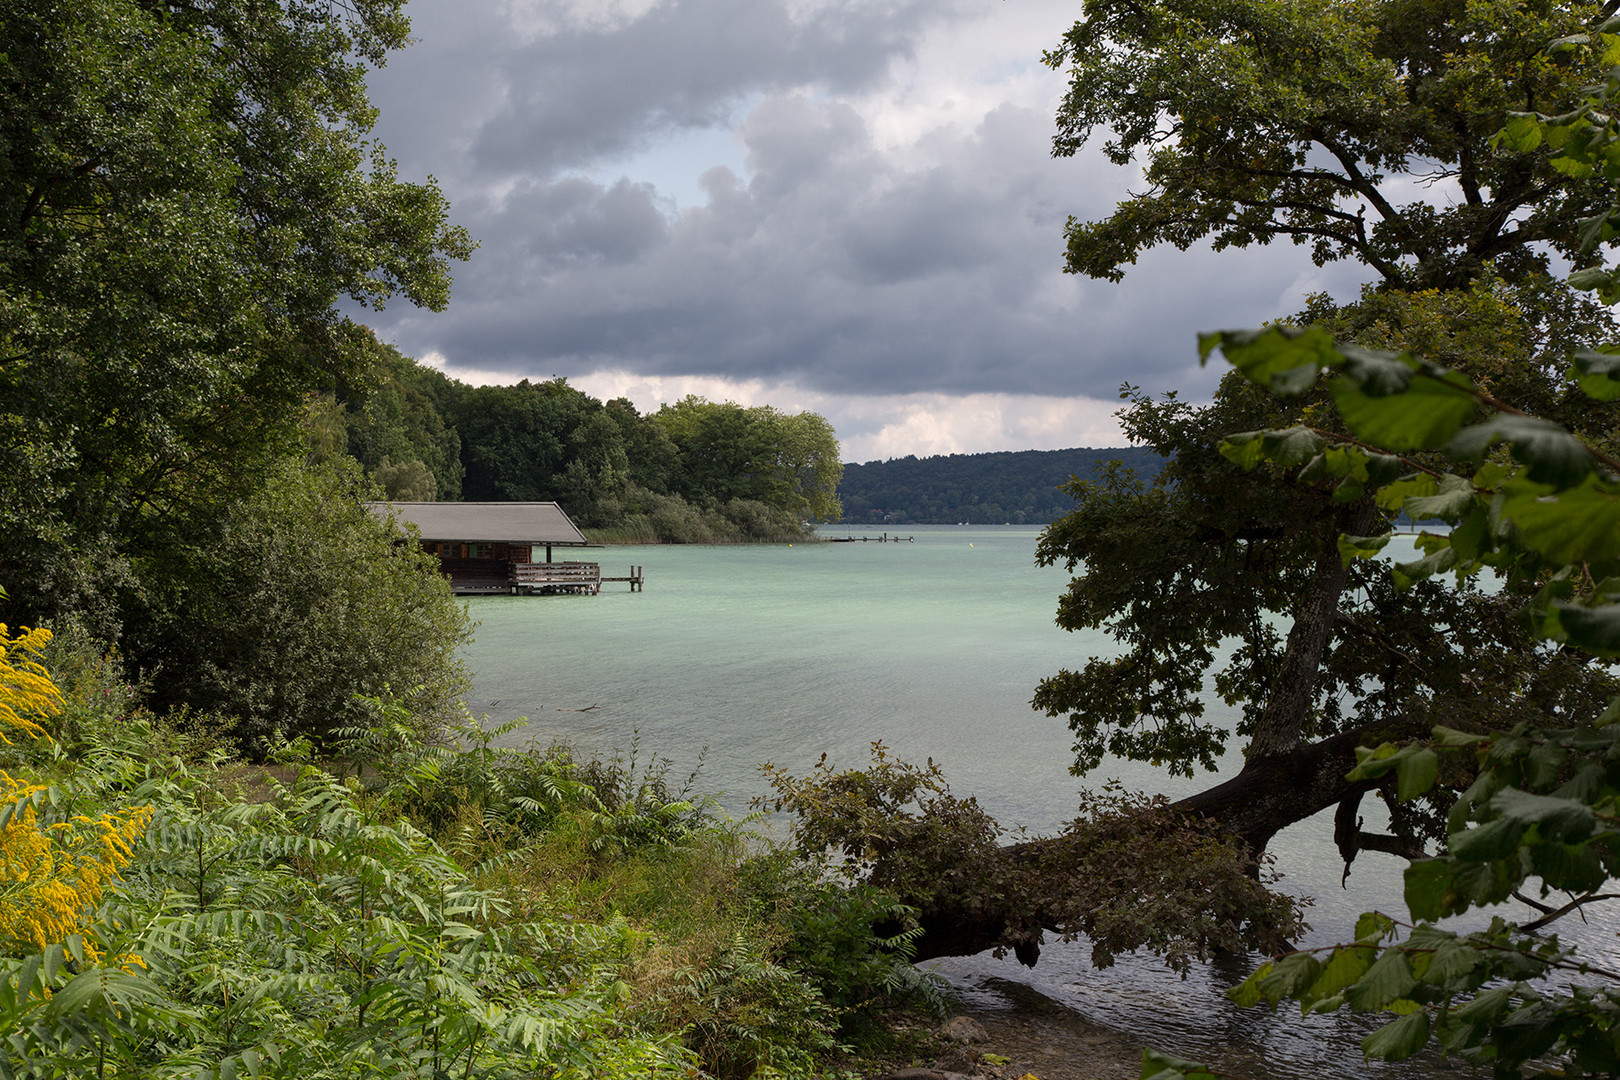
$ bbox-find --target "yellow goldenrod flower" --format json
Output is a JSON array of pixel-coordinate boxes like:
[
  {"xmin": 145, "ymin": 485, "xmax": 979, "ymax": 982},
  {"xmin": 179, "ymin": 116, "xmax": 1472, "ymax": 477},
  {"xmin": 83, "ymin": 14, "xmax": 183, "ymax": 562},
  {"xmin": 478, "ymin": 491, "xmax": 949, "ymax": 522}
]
[
  {"xmin": 0, "ymin": 615, "xmax": 151, "ymax": 955},
  {"xmin": 0, "ymin": 624, "xmax": 58, "ymax": 742}
]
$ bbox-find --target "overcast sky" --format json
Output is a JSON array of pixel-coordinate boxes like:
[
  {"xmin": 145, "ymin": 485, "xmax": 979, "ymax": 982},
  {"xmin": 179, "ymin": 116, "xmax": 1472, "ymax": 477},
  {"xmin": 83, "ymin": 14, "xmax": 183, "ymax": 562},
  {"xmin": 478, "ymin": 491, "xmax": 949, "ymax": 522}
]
[{"xmin": 360, "ymin": 0, "xmax": 1373, "ymax": 461}]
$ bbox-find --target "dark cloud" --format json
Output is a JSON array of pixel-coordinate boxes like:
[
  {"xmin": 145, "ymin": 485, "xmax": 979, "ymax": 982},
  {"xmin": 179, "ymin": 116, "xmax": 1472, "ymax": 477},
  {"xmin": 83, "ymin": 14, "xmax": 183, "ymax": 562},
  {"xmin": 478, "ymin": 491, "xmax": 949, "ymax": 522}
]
[
  {"xmin": 362, "ymin": 1, "xmax": 1373, "ymax": 406},
  {"xmin": 502, "ymin": 177, "xmax": 671, "ymax": 266},
  {"xmin": 468, "ymin": 0, "xmax": 953, "ymax": 175}
]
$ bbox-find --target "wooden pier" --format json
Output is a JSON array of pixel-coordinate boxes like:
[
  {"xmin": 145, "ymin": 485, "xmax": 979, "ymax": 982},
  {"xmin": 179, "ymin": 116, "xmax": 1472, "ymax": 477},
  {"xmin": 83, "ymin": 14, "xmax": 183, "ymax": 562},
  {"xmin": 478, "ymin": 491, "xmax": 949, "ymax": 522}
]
[
  {"xmin": 504, "ymin": 562, "xmax": 644, "ymax": 595},
  {"xmin": 602, "ymin": 566, "xmax": 645, "ymax": 592},
  {"xmin": 827, "ymin": 533, "xmax": 914, "ymax": 543}
]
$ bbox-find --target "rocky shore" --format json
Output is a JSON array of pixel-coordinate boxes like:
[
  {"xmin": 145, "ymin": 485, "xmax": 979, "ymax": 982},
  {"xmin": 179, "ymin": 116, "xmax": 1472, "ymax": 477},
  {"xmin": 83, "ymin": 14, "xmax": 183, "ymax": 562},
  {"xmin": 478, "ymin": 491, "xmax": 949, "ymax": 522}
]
[{"xmin": 864, "ymin": 979, "xmax": 1152, "ymax": 1080}]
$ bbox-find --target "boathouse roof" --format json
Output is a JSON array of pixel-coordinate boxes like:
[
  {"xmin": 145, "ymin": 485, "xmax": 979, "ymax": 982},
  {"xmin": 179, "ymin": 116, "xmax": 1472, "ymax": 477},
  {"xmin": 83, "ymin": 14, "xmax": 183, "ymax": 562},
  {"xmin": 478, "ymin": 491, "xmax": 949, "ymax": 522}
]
[{"xmin": 373, "ymin": 501, "xmax": 590, "ymax": 546}]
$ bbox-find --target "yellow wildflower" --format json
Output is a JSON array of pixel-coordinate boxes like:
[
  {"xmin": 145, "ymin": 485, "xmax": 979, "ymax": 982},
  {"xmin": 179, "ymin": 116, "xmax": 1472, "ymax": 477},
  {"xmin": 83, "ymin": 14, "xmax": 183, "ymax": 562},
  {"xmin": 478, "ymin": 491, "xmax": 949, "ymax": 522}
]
[
  {"xmin": 0, "ymin": 623, "xmax": 58, "ymax": 742},
  {"xmin": 0, "ymin": 773, "xmax": 152, "ymax": 953},
  {"xmin": 0, "ymin": 615, "xmax": 151, "ymax": 954}
]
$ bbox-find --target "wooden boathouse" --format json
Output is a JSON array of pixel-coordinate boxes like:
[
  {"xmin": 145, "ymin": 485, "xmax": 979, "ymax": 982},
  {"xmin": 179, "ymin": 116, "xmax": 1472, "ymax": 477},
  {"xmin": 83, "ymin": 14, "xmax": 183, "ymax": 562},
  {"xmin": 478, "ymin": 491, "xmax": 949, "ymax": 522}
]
[{"xmin": 373, "ymin": 501, "xmax": 641, "ymax": 596}]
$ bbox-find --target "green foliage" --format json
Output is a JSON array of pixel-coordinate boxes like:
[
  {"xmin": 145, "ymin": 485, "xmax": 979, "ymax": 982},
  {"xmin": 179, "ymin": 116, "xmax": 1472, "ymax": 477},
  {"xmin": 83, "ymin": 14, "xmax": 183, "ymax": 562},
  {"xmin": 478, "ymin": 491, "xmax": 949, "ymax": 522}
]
[
  {"xmin": 641, "ymin": 934, "xmax": 840, "ymax": 1079},
  {"xmin": 772, "ymin": 875, "xmax": 944, "ymax": 1025},
  {"xmin": 1047, "ymin": 0, "xmax": 1620, "ymax": 291},
  {"xmin": 343, "ymin": 342, "xmax": 466, "ymax": 501},
  {"xmin": 762, "ymin": 746, "xmax": 1305, "ymax": 976},
  {"xmin": 653, "ymin": 397, "xmax": 844, "ymax": 523},
  {"xmin": 338, "ymin": 362, "xmax": 835, "ymax": 541},
  {"xmin": 126, "ymin": 459, "xmax": 472, "ymax": 751},
  {"xmin": 0, "ymin": 0, "xmax": 472, "ymax": 637},
  {"xmin": 0, "ymin": 711, "xmax": 696, "ymax": 1079},
  {"xmin": 0, "ymin": 618, "xmax": 963, "ymax": 1080},
  {"xmin": 1144, "ymin": 59, "xmax": 1620, "ymax": 1080}
]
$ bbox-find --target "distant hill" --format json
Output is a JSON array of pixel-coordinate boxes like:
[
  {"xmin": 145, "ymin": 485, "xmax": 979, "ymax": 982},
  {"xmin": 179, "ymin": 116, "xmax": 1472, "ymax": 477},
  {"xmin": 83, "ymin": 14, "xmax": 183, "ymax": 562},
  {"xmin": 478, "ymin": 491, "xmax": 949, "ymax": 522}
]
[{"xmin": 835, "ymin": 446, "xmax": 1164, "ymax": 525}]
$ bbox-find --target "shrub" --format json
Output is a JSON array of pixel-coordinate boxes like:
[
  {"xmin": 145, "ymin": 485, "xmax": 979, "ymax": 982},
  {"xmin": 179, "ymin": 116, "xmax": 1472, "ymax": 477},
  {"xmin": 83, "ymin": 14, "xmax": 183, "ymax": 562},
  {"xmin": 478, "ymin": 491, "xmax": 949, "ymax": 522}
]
[{"xmin": 128, "ymin": 459, "xmax": 472, "ymax": 753}]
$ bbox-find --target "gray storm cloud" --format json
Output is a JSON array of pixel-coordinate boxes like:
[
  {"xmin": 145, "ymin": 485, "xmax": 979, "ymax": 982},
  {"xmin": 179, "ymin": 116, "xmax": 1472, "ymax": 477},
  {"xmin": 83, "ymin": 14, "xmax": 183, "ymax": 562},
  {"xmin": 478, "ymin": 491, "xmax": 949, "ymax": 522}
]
[{"xmin": 361, "ymin": 0, "xmax": 1368, "ymax": 406}]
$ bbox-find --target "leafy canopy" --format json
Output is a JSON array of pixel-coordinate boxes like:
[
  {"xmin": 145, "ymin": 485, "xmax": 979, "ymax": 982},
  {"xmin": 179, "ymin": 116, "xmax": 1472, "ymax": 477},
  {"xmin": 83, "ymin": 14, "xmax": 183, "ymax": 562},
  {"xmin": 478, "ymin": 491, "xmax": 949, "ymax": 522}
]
[
  {"xmin": 0, "ymin": 0, "xmax": 473, "ymax": 632},
  {"xmin": 1145, "ymin": 53, "xmax": 1620, "ymax": 1078},
  {"xmin": 1048, "ymin": 0, "xmax": 1620, "ymax": 289}
]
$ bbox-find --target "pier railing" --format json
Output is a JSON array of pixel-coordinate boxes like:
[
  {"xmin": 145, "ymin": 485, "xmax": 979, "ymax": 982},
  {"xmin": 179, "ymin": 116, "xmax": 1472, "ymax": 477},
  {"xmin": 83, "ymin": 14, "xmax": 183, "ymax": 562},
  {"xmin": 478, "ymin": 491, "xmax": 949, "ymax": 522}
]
[{"xmin": 511, "ymin": 561, "xmax": 602, "ymax": 594}]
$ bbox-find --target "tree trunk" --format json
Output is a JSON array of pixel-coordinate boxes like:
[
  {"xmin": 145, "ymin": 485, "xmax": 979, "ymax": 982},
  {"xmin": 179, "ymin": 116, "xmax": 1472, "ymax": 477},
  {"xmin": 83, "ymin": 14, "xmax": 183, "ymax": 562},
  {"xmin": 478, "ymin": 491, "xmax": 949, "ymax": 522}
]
[
  {"xmin": 905, "ymin": 726, "xmax": 1386, "ymax": 964},
  {"xmin": 907, "ymin": 502, "xmax": 1395, "ymax": 965}
]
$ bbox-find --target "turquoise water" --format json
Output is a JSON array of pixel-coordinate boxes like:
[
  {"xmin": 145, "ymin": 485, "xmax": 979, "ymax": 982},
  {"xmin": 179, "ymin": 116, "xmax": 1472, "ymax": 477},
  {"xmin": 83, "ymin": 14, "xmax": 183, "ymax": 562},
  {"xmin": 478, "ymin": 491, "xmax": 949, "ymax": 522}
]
[
  {"xmin": 460, "ymin": 525, "xmax": 1556, "ymax": 1078},
  {"xmin": 465, "ymin": 525, "xmax": 1147, "ymax": 832}
]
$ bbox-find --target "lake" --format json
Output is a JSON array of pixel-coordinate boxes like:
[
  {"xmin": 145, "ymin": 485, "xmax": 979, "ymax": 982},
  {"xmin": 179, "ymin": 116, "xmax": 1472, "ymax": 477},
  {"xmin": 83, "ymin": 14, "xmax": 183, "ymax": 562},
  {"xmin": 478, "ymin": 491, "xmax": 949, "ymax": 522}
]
[{"xmin": 460, "ymin": 524, "xmax": 1575, "ymax": 1078}]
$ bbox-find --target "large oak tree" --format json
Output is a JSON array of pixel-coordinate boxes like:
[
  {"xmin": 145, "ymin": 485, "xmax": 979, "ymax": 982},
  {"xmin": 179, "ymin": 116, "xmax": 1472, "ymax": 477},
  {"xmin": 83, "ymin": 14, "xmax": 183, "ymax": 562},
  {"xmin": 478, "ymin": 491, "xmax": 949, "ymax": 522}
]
[{"xmin": 774, "ymin": 0, "xmax": 1620, "ymax": 970}]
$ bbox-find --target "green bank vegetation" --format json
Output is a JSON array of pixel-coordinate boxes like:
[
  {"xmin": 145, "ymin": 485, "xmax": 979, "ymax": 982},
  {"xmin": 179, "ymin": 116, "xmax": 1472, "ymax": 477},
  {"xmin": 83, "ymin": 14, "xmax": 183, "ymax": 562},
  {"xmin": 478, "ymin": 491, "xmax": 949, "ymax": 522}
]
[
  {"xmin": 0, "ymin": 620, "xmax": 947, "ymax": 1079},
  {"xmin": 324, "ymin": 348, "xmax": 843, "ymax": 543},
  {"xmin": 0, "ymin": 3, "xmax": 906, "ymax": 1070}
]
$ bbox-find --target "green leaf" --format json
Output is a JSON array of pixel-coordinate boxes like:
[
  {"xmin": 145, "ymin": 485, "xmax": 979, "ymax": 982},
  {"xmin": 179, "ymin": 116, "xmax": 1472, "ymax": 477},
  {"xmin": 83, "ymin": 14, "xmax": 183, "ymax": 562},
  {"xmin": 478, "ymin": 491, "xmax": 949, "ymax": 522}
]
[
  {"xmin": 1362, "ymin": 1009, "xmax": 1432, "ymax": 1061},
  {"xmin": 1394, "ymin": 748, "xmax": 1440, "ymax": 802},
  {"xmin": 1449, "ymin": 815, "xmax": 1523, "ymax": 862},
  {"xmin": 1449, "ymin": 415, "xmax": 1595, "ymax": 489},
  {"xmin": 1303, "ymin": 945, "xmax": 1375, "ymax": 1006},
  {"xmin": 1489, "ymin": 787, "xmax": 1596, "ymax": 842},
  {"xmin": 1140, "ymin": 1049, "xmax": 1219, "ymax": 1080},
  {"xmin": 1219, "ymin": 427, "xmax": 1324, "ymax": 471},
  {"xmin": 1500, "ymin": 475, "xmax": 1620, "ymax": 566},
  {"xmin": 1571, "ymin": 349, "xmax": 1620, "ymax": 401},
  {"xmin": 1377, "ymin": 475, "xmax": 1437, "ymax": 511},
  {"xmin": 1259, "ymin": 952, "xmax": 1323, "ymax": 1000},
  {"xmin": 1404, "ymin": 859, "xmax": 1455, "ymax": 922},
  {"xmin": 1339, "ymin": 533, "xmax": 1392, "ymax": 565},
  {"xmin": 1228, "ymin": 963, "xmax": 1271, "ymax": 1008},
  {"xmin": 1403, "ymin": 474, "xmax": 1475, "ymax": 521},
  {"xmin": 1527, "ymin": 839, "xmax": 1607, "ymax": 893},
  {"xmin": 1448, "ymin": 506, "xmax": 1491, "ymax": 560},
  {"xmin": 1266, "ymin": 426, "xmax": 1326, "ymax": 467},
  {"xmin": 1554, "ymin": 601, "xmax": 1620, "ymax": 655},
  {"xmin": 1567, "ymin": 267, "xmax": 1613, "ymax": 292},
  {"xmin": 1364, "ymin": 452, "xmax": 1407, "ymax": 484},
  {"xmin": 1337, "ymin": 345, "xmax": 1419, "ymax": 393},
  {"xmin": 1347, "ymin": 949, "xmax": 1418, "ymax": 1010},
  {"xmin": 1500, "ymin": 112, "xmax": 1544, "ymax": 152},
  {"xmin": 1354, "ymin": 911, "xmax": 1396, "ymax": 943},
  {"xmin": 1329, "ymin": 373, "xmax": 1476, "ymax": 450},
  {"xmin": 1330, "ymin": 357, "xmax": 1477, "ymax": 450},
  {"xmin": 1219, "ymin": 431, "xmax": 1265, "ymax": 470},
  {"xmin": 1349, "ymin": 741, "xmax": 1402, "ymax": 781},
  {"xmin": 1419, "ymin": 941, "xmax": 1481, "ymax": 986},
  {"xmin": 1391, "ymin": 544, "xmax": 1458, "ymax": 589},
  {"xmin": 1202, "ymin": 326, "xmax": 1340, "ymax": 395}
]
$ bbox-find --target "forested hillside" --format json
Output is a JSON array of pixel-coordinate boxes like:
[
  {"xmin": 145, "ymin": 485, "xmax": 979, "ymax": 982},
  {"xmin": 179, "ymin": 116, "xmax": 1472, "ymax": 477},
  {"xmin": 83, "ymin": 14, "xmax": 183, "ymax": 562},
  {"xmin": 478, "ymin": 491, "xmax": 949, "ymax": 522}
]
[
  {"xmin": 327, "ymin": 343, "xmax": 842, "ymax": 542},
  {"xmin": 836, "ymin": 446, "xmax": 1164, "ymax": 524}
]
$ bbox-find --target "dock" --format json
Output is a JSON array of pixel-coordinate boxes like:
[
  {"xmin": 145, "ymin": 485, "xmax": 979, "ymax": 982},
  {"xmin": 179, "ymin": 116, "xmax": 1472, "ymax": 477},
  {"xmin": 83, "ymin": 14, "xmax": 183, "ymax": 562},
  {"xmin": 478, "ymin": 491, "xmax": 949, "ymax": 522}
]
[
  {"xmin": 827, "ymin": 533, "xmax": 914, "ymax": 543},
  {"xmin": 447, "ymin": 562, "xmax": 646, "ymax": 596},
  {"xmin": 602, "ymin": 566, "xmax": 645, "ymax": 592}
]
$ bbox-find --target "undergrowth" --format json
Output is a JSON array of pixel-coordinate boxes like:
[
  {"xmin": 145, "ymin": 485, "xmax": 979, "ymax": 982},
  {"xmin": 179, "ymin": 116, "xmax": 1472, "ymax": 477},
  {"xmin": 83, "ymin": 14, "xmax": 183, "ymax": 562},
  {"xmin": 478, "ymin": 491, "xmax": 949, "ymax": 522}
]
[{"xmin": 0, "ymin": 627, "xmax": 950, "ymax": 1079}]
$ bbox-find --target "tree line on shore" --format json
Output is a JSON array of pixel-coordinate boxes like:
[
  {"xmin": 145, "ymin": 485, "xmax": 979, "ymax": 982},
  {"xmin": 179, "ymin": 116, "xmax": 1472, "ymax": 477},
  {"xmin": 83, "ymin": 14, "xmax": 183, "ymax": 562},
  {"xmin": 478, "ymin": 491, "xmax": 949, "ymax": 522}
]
[
  {"xmin": 835, "ymin": 446, "xmax": 1164, "ymax": 525},
  {"xmin": 322, "ymin": 343, "xmax": 843, "ymax": 542}
]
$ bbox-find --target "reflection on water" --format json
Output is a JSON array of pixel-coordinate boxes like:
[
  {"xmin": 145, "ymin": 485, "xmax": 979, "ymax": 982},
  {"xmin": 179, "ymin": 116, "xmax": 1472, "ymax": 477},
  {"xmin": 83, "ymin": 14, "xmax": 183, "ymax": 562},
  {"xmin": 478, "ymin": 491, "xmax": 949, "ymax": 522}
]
[{"xmin": 463, "ymin": 525, "xmax": 1602, "ymax": 1077}]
